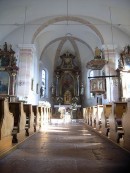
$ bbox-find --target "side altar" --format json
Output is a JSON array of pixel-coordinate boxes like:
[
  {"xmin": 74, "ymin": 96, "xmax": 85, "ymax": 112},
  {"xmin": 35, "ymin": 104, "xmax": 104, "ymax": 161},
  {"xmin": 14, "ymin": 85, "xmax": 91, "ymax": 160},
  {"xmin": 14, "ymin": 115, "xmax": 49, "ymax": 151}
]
[{"xmin": 0, "ymin": 42, "xmax": 19, "ymax": 101}]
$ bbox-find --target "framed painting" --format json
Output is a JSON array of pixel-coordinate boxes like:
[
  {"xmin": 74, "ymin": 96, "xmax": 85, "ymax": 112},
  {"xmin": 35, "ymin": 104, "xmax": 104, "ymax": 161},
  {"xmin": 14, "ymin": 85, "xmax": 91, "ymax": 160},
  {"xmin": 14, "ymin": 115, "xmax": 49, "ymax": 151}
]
[{"xmin": 0, "ymin": 71, "xmax": 10, "ymax": 95}]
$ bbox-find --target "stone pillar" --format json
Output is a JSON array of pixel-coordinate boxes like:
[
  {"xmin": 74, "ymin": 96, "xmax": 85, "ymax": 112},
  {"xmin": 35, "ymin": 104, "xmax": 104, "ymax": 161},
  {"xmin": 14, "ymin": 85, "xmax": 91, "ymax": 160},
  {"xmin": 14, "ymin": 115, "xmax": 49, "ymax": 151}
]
[
  {"xmin": 102, "ymin": 44, "xmax": 118, "ymax": 102},
  {"xmin": 17, "ymin": 44, "xmax": 36, "ymax": 102}
]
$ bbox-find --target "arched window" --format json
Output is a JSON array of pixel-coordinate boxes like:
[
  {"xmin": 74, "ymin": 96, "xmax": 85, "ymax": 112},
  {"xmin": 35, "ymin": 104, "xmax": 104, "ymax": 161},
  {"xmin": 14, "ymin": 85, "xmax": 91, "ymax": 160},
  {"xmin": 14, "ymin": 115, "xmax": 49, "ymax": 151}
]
[
  {"xmin": 89, "ymin": 70, "xmax": 94, "ymax": 98},
  {"xmin": 89, "ymin": 70, "xmax": 94, "ymax": 77},
  {"xmin": 40, "ymin": 69, "xmax": 46, "ymax": 98}
]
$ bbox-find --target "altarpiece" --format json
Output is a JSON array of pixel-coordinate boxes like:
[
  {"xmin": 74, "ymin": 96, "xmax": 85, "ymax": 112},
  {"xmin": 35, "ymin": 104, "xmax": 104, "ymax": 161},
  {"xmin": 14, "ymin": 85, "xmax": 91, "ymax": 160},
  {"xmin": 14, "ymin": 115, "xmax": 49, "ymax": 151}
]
[{"xmin": 51, "ymin": 52, "xmax": 84, "ymax": 118}]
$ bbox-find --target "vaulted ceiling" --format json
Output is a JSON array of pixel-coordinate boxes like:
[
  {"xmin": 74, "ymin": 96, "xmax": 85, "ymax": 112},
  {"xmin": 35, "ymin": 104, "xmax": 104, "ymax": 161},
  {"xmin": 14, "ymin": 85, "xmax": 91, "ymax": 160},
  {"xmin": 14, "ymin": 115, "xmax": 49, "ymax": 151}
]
[{"xmin": 0, "ymin": 0, "xmax": 130, "ymax": 60}]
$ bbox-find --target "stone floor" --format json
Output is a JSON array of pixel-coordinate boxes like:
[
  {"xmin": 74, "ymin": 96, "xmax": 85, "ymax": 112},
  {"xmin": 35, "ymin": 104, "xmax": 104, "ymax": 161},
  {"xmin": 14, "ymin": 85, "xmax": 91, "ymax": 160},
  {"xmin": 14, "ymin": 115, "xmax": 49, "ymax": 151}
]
[{"xmin": 0, "ymin": 121, "xmax": 130, "ymax": 173}]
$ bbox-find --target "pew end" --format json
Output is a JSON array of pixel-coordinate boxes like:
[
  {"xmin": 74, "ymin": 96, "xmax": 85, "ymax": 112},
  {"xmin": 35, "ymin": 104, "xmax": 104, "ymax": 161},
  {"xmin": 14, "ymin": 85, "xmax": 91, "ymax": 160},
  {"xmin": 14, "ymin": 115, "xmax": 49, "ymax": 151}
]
[
  {"xmin": 122, "ymin": 101, "xmax": 130, "ymax": 151},
  {"xmin": 0, "ymin": 98, "xmax": 14, "ymax": 142},
  {"xmin": 109, "ymin": 102, "xmax": 127, "ymax": 143},
  {"xmin": 9, "ymin": 102, "xmax": 27, "ymax": 143},
  {"xmin": 101, "ymin": 104, "xmax": 112, "ymax": 137},
  {"xmin": 12, "ymin": 126, "xmax": 18, "ymax": 143}
]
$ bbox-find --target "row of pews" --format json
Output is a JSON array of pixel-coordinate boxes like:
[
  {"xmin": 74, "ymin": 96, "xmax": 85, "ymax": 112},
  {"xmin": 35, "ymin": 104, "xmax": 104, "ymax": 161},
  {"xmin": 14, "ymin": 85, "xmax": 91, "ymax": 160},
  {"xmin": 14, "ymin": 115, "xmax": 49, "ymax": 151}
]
[
  {"xmin": 83, "ymin": 102, "xmax": 130, "ymax": 152},
  {"xmin": 0, "ymin": 98, "xmax": 52, "ymax": 147}
]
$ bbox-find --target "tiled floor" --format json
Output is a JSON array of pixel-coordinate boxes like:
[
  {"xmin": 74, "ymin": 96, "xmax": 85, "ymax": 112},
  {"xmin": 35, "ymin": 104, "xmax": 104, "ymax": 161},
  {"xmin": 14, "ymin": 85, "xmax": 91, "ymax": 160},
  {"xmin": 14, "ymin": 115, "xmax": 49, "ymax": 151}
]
[{"xmin": 0, "ymin": 121, "xmax": 130, "ymax": 173}]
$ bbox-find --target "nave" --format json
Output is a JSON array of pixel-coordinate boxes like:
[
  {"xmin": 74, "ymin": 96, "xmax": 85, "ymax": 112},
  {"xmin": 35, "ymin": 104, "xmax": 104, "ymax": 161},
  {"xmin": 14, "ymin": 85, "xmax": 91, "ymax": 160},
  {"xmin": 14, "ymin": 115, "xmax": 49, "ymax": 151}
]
[{"xmin": 0, "ymin": 122, "xmax": 130, "ymax": 173}]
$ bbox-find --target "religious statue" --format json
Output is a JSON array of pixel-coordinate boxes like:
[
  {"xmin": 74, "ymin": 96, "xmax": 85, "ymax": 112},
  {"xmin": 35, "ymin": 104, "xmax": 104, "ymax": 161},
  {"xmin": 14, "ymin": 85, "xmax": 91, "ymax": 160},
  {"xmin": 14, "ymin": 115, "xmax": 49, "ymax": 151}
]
[
  {"xmin": 3, "ymin": 42, "xmax": 8, "ymax": 51},
  {"xmin": 40, "ymin": 86, "xmax": 44, "ymax": 98},
  {"xmin": 51, "ymin": 83, "xmax": 55, "ymax": 95},
  {"xmin": 94, "ymin": 47, "xmax": 102, "ymax": 59},
  {"xmin": 80, "ymin": 82, "xmax": 84, "ymax": 95},
  {"xmin": 118, "ymin": 54, "xmax": 124, "ymax": 69},
  {"xmin": 124, "ymin": 45, "xmax": 130, "ymax": 54}
]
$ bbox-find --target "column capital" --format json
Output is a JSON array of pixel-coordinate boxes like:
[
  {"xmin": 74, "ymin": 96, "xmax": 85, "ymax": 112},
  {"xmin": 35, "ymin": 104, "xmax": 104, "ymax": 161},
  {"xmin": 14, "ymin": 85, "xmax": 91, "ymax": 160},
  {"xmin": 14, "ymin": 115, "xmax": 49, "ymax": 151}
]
[{"xmin": 17, "ymin": 44, "xmax": 36, "ymax": 51}]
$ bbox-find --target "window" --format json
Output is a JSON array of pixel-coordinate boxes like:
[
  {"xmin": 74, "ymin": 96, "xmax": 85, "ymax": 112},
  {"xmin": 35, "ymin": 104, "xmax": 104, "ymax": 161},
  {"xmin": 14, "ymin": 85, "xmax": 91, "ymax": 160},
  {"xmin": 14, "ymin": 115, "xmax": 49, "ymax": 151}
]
[
  {"xmin": 89, "ymin": 70, "xmax": 94, "ymax": 97},
  {"xmin": 40, "ymin": 69, "xmax": 46, "ymax": 98},
  {"xmin": 89, "ymin": 70, "xmax": 94, "ymax": 77}
]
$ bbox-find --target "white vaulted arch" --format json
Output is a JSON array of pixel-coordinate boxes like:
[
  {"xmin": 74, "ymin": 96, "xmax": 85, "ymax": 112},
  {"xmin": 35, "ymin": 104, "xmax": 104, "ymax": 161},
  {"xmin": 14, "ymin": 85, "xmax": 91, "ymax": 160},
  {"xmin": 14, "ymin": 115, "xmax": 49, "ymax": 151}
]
[{"xmin": 32, "ymin": 16, "xmax": 104, "ymax": 44}]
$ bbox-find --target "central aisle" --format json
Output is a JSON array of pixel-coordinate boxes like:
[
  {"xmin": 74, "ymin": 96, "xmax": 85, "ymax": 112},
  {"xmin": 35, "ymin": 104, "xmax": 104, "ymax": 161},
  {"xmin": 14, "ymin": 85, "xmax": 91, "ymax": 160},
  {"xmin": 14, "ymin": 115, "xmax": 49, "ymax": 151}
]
[{"xmin": 0, "ymin": 122, "xmax": 130, "ymax": 173}]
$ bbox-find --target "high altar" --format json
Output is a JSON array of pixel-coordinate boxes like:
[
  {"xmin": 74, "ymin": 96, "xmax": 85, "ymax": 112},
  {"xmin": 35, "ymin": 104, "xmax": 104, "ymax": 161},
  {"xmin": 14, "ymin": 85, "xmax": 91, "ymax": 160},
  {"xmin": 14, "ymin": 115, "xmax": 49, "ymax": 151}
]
[{"xmin": 51, "ymin": 52, "xmax": 84, "ymax": 119}]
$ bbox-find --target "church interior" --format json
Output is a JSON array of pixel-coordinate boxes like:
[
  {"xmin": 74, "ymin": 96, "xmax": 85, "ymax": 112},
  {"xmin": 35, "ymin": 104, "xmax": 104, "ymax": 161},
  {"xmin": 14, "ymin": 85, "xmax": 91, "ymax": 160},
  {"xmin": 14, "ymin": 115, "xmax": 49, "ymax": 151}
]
[{"xmin": 0, "ymin": 0, "xmax": 130, "ymax": 172}]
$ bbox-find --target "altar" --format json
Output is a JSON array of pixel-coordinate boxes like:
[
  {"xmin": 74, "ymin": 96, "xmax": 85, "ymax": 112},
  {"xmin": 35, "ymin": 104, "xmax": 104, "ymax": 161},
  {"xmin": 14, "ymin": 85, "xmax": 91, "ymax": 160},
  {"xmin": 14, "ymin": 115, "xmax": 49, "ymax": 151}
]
[
  {"xmin": 54, "ymin": 104, "xmax": 81, "ymax": 109},
  {"xmin": 53, "ymin": 104, "xmax": 82, "ymax": 119},
  {"xmin": 51, "ymin": 52, "xmax": 84, "ymax": 119}
]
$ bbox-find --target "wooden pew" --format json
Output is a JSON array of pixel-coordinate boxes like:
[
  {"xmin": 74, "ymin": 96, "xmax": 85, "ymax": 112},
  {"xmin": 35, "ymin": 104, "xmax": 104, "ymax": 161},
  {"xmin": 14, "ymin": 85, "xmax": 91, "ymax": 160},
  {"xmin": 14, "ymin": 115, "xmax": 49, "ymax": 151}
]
[
  {"xmin": 88, "ymin": 107, "xmax": 92, "ymax": 126},
  {"xmin": 91, "ymin": 106, "xmax": 97, "ymax": 128},
  {"xmin": 48, "ymin": 108, "xmax": 52, "ymax": 124},
  {"xmin": 0, "ymin": 98, "xmax": 14, "ymax": 143},
  {"xmin": 83, "ymin": 108, "xmax": 86, "ymax": 122},
  {"xmin": 43, "ymin": 107, "xmax": 47, "ymax": 125},
  {"xmin": 83, "ymin": 107, "xmax": 89, "ymax": 124},
  {"xmin": 43, "ymin": 107, "xmax": 52, "ymax": 125},
  {"xmin": 84, "ymin": 107, "xmax": 89, "ymax": 124},
  {"xmin": 101, "ymin": 104, "xmax": 112, "ymax": 136},
  {"xmin": 96, "ymin": 105, "xmax": 103, "ymax": 131},
  {"xmin": 32, "ymin": 105, "xmax": 40, "ymax": 132},
  {"xmin": 38, "ymin": 106, "xmax": 43, "ymax": 130},
  {"xmin": 23, "ymin": 104, "xmax": 35, "ymax": 136},
  {"xmin": 9, "ymin": 102, "xmax": 26, "ymax": 143},
  {"xmin": 109, "ymin": 102, "xmax": 127, "ymax": 143},
  {"xmin": 122, "ymin": 102, "xmax": 130, "ymax": 151},
  {"xmin": 43, "ymin": 107, "xmax": 46, "ymax": 125}
]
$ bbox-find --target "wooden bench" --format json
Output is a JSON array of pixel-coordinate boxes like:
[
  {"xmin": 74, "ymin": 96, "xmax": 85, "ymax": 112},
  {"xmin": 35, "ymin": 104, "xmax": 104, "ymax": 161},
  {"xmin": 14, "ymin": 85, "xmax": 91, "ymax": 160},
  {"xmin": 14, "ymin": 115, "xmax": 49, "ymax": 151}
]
[
  {"xmin": 0, "ymin": 98, "xmax": 14, "ymax": 143},
  {"xmin": 96, "ymin": 105, "xmax": 103, "ymax": 131},
  {"xmin": 122, "ymin": 102, "xmax": 130, "ymax": 151},
  {"xmin": 9, "ymin": 102, "xmax": 26, "ymax": 143},
  {"xmin": 85, "ymin": 107, "xmax": 90, "ymax": 125},
  {"xmin": 91, "ymin": 106, "xmax": 97, "ymax": 128},
  {"xmin": 88, "ymin": 107, "xmax": 93, "ymax": 126},
  {"xmin": 101, "ymin": 104, "xmax": 112, "ymax": 136},
  {"xmin": 43, "ymin": 107, "xmax": 51, "ymax": 125},
  {"xmin": 32, "ymin": 105, "xmax": 40, "ymax": 132},
  {"xmin": 43, "ymin": 107, "xmax": 46, "ymax": 125},
  {"xmin": 23, "ymin": 104, "xmax": 35, "ymax": 136},
  {"xmin": 83, "ymin": 108, "xmax": 87, "ymax": 122},
  {"xmin": 109, "ymin": 102, "xmax": 127, "ymax": 143},
  {"xmin": 38, "ymin": 106, "xmax": 43, "ymax": 130},
  {"xmin": 48, "ymin": 108, "xmax": 52, "ymax": 123}
]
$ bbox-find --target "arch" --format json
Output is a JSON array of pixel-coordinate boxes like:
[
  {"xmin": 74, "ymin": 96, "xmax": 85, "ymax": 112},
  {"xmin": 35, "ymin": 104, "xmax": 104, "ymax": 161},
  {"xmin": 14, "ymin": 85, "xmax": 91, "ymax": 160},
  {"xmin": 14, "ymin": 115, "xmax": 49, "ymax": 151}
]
[
  {"xmin": 40, "ymin": 36, "xmax": 94, "ymax": 61},
  {"xmin": 54, "ymin": 36, "xmax": 81, "ymax": 69},
  {"xmin": 32, "ymin": 16, "xmax": 104, "ymax": 44}
]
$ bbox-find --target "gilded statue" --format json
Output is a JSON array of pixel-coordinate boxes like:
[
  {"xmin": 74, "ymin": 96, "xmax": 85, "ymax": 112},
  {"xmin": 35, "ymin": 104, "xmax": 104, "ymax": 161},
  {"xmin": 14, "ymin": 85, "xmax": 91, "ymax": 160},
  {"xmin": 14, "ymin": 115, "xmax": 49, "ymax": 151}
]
[{"xmin": 94, "ymin": 47, "xmax": 102, "ymax": 59}]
